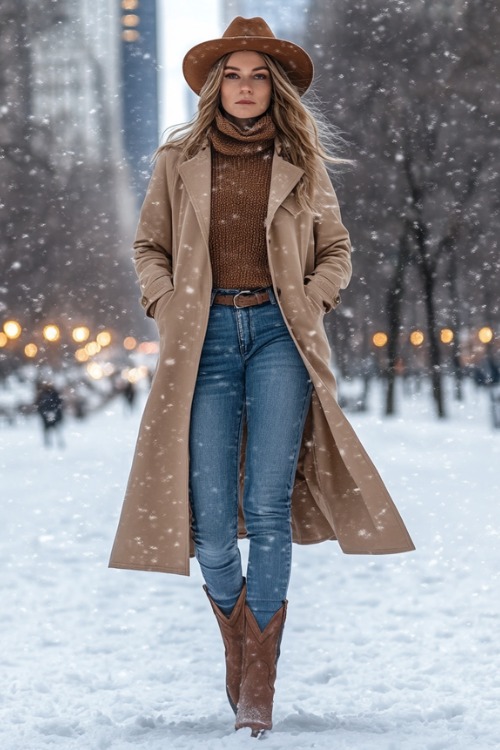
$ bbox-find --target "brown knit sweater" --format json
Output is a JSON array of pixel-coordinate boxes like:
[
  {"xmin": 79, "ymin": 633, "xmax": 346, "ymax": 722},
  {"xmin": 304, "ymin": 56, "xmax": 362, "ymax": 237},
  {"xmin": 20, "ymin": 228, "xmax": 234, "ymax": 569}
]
[{"xmin": 208, "ymin": 110, "xmax": 276, "ymax": 289}]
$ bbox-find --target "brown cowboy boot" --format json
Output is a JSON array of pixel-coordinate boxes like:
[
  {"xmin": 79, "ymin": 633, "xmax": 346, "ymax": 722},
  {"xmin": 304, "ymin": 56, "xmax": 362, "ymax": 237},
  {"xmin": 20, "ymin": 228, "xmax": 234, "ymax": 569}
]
[
  {"xmin": 204, "ymin": 581, "xmax": 246, "ymax": 714},
  {"xmin": 235, "ymin": 601, "xmax": 287, "ymax": 737}
]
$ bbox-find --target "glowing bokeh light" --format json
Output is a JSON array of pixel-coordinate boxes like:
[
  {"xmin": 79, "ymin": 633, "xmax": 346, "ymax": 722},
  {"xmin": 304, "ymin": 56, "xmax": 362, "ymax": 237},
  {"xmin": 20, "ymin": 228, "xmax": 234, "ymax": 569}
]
[
  {"xmin": 440, "ymin": 328, "xmax": 454, "ymax": 344},
  {"xmin": 3, "ymin": 320, "xmax": 22, "ymax": 340},
  {"xmin": 373, "ymin": 332, "xmax": 388, "ymax": 347},
  {"xmin": 87, "ymin": 363, "xmax": 104, "ymax": 380},
  {"xmin": 85, "ymin": 341, "xmax": 101, "ymax": 356},
  {"xmin": 43, "ymin": 325, "xmax": 60, "ymax": 342},
  {"xmin": 72, "ymin": 326, "xmax": 90, "ymax": 343},
  {"xmin": 410, "ymin": 330, "xmax": 425, "ymax": 346},
  {"xmin": 123, "ymin": 336, "xmax": 137, "ymax": 350},
  {"xmin": 96, "ymin": 331, "xmax": 111, "ymax": 347},
  {"xmin": 75, "ymin": 349, "xmax": 89, "ymax": 362},
  {"xmin": 478, "ymin": 327, "xmax": 494, "ymax": 344}
]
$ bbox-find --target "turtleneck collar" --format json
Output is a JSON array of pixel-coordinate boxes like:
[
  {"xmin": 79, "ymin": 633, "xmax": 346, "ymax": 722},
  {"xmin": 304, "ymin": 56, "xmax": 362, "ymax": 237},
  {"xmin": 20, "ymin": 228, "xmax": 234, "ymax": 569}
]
[{"xmin": 208, "ymin": 109, "xmax": 276, "ymax": 156}]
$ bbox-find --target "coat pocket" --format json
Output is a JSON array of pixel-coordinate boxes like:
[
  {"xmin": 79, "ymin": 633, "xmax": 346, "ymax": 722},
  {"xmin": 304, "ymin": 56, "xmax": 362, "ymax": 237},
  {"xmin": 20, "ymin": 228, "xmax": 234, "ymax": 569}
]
[
  {"xmin": 304, "ymin": 285, "xmax": 326, "ymax": 316},
  {"xmin": 152, "ymin": 287, "xmax": 175, "ymax": 320}
]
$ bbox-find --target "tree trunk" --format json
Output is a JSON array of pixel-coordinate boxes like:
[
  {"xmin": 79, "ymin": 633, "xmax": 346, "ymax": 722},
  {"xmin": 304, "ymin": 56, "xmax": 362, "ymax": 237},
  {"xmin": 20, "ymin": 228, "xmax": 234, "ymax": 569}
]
[
  {"xmin": 422, "ymin": 269, "xmax": 446, "ymax": 418},
  {"xmin": 385, "ymin": 224, "xmax": 411, "ymax": 415}
]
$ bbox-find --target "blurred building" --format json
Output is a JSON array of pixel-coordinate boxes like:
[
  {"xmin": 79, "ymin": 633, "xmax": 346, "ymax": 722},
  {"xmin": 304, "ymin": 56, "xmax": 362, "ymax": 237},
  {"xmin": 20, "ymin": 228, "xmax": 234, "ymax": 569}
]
[
  {"xmin": 28, "ymin": 0, "xmax": 125, "ymax": 175},
  {"xmin": 222, "ymin": 0, "xmax": 310, "ymax": 42},
  {"xmin": 27, "ymin": 0, "xmax": 159, "ymax": 202},
  {"xmin": 120, "ymin": 0, "xmax": 159, "ymax": 202},
  {"xmin": 0, "ymin": 0, "xmax": 143, "ymax": 337}
]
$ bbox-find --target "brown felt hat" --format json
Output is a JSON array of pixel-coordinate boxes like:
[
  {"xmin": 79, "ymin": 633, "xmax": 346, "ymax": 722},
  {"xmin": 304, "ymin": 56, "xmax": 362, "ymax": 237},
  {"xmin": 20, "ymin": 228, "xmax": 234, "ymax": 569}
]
[{"xmin": 182, "ymin": 16, "xmax": 314, "ymax": 97}]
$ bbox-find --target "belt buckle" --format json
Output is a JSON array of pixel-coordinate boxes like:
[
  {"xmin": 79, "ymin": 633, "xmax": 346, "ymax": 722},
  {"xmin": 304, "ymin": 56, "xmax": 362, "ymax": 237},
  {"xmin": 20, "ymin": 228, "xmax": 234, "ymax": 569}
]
[{"xmin": 233, "ymin": 290, "xmax": 253, "ymax": 308}]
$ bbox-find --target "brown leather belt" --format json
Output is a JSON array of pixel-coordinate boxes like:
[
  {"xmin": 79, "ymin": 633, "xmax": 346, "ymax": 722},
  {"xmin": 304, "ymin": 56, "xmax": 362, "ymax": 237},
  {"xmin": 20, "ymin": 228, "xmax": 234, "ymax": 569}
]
[{"xmin": 212, "ymin": 289, "xmax": 271, "ymax": 308}]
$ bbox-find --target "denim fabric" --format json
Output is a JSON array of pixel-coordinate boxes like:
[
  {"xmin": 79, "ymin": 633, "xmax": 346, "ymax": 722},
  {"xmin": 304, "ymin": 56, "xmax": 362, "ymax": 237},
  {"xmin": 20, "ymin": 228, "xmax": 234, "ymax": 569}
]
[{"xmin": 189, "ymin": 287, "xmax": 312, "ymax": 631}]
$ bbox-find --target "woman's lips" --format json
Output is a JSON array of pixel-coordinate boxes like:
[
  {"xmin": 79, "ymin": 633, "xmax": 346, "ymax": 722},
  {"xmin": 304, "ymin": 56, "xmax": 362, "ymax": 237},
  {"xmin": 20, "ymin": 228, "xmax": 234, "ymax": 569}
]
[{"xmin": 236, "ymin": 100, "xmax": 255, "ymax": 104}]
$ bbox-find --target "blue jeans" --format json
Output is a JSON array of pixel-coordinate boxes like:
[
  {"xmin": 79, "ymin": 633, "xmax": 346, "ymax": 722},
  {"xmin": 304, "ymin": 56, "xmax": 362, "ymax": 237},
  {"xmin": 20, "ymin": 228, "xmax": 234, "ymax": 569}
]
[{"xmin": 189, "ymin": 287, "xmax": 312, "ymax": 631}]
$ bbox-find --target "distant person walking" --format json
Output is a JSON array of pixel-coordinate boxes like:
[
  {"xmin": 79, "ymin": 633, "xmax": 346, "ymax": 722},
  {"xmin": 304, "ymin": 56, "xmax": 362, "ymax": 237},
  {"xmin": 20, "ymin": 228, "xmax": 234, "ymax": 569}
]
[
  {"xmin": 35, "ymin": 382, "xmax": 64, "ymax": 448},
  {"xmin": 121, "ymin": 380, "xmax": 137, "ymax": 412},
  {"xmin": 110, "ymin": 16, "xmax": 415, "ymax": 737}
]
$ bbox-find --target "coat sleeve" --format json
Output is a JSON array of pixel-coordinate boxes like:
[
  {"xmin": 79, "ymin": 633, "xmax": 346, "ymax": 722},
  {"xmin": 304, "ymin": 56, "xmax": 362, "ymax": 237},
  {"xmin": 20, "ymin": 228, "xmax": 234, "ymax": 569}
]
[
  {"xmin": 305, "ymin": 161, "xmax": 352, "ymax": 312},
  {"xmin": 133, "ymin": 149, "xmax": 176, "ymax": 318}
]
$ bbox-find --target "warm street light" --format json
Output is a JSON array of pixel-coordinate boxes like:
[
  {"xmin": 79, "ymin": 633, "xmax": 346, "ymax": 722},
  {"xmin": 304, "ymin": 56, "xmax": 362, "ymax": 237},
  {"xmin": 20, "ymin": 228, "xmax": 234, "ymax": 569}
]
[
  {"xmin": 440, "ymin": 328, "xmax": 454, "ymax": 344},
  {"xmin": 122, "ymin": 29, "xmax": 139, "ymax": 42},
  {"xmin": 43, "ymin": 324, "xmax": 60, "ymax": 342},
  {"xmin": 96, "ymin": 331, "xmax": 111, "ymax": 347},
  {"xmin": 123, "ymin": 366, "xmax": 149, "ymax": 383},
  {"xmin": 410, "ymin": 330, "xmax": 425, "ymax": 346},
  {"xmin": 0, "ymin": 333, "xmax": 7, "ymax": 348},
  {"xmin": 75, "ymin": 348, "xmax": 89, "ymax": 363},
  {"xmin": 24, "ymin": 343, "xmax": 38, "ymax": 358},
  {"xmin": 72, "ymin": 326, "xmax": 90, "ymax": 343},
  {"xmin": 85, "ymin": 341, "xmax": 101, "ymax": 356},
  {"xmin": 3, "ymin": 320, "xmax": 22, "ymax": 340},
  {"xmin": 137, "ymin": 341, "xmax": 159, "ymax": 354},
  {"xmin": 87, "ymin": 363, "xmax": 104, "ymax": 380},
  {"xmin": 373, "ymin": 332, "xmax": 388, "ymax": 347},
  {"xmin": 123, "ymin": 336, "xmax": 137, "ymax": 350},
  {"xmin": 478, "ymin": 326, "xmax": 494, "ymax": 344},
  {"xmin": 123, "ymin": 14, "xmax": 139, "ymax": 27}
]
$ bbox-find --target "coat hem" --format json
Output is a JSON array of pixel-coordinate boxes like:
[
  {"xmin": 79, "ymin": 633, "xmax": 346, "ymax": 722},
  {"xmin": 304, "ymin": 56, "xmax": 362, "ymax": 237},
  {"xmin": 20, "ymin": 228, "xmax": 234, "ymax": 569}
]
[
  {"xmin": 291, "ymin": 534, "xmax": 415, "ymax": 555},
  {"xmin": 108, "ymin": 561, "xmax": 190, "ymax": 576},
  {"xmin": 340, "ymin": 543, "xmax": 416, "ymax": 555}
]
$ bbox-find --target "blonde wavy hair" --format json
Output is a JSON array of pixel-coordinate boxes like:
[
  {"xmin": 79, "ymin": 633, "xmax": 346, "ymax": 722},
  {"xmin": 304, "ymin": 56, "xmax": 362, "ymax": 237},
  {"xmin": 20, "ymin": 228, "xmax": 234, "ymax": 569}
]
[{"xmin": 157, "ymin": 53, "xmax": 352, "ymax": 211}]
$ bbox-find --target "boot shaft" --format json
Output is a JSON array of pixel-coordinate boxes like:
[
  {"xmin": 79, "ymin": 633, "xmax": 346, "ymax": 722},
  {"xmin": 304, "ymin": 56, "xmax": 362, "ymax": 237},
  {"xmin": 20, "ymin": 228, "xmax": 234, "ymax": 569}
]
[
  {"xmin": 204, "ymin": 582, "xmax": 246, "ymax": 714},
  {"xmin": 235, "ymin": 601, "xmax": 287, "ymax": 734}
]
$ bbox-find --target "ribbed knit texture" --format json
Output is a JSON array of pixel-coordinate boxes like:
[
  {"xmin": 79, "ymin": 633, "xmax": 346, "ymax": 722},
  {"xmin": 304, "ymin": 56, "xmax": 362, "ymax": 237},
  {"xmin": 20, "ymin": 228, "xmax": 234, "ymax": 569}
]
[{"xmin": 208, "ymin": 110, "xmax": 276, "ymax": 289}]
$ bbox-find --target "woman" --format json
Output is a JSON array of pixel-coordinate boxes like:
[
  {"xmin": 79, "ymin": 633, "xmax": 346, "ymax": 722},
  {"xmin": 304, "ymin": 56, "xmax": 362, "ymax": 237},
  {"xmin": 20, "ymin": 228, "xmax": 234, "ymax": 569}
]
[{"xmin": 109, "ymin": 17, "xmax": 414, "ymax": 737}]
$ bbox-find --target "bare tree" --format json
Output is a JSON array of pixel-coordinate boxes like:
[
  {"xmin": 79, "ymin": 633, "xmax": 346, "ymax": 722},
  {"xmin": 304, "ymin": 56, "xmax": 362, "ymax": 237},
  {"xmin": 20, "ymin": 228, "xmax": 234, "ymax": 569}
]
[{"xmin": 304, "ymin": 0, "xmax": 500, "ymax": 417}]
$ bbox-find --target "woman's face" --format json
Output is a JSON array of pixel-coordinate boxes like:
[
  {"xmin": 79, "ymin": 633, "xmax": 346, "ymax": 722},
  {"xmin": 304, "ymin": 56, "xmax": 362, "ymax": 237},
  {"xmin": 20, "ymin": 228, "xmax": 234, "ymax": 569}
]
[{"xmin": 220, "ymin": 50, "xmax": 272, "ymax": 126}]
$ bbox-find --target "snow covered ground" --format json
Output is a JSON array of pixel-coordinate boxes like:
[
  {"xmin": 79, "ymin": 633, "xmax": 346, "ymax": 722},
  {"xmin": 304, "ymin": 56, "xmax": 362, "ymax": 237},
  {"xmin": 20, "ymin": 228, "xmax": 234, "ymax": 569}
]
[{"xmin": 1, "ymin": 377, "xmax": 499, "ymax": 749}]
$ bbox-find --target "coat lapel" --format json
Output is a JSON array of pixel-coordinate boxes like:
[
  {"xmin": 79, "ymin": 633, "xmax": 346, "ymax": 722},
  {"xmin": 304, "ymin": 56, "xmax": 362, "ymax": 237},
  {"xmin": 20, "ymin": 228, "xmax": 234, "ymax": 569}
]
[
  {"xmin": 179, "ymin": 146, "xmax": 303, "ymax": 245},
  {"xmin": 266, "ymin": 150, "xmax": 304, "ymax": 225},
  {"xmin": 178, "ymin": 147, "xmax": 212, "ymax": 248}
]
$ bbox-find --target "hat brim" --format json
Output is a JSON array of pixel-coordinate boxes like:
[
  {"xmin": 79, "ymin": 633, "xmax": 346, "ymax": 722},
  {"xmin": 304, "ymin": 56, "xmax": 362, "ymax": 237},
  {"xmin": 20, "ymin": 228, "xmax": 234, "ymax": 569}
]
[{"xmin": 182, "ymin": 36, "xmax": 314, "ymax": 97}]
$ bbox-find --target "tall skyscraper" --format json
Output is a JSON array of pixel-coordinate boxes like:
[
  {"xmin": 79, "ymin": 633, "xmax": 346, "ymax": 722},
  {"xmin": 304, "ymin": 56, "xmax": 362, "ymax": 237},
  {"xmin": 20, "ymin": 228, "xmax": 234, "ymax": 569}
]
[
  {"xmin": 29, "ymin": 0, "xmax": 125, "ymax": 171},
  {"xmin": 120, "ymin": 0, "xmax": 159, "ymax": 202},
  {"xmin": 1, "ymin": 0, "xmax": 141, "ymax": 334}
]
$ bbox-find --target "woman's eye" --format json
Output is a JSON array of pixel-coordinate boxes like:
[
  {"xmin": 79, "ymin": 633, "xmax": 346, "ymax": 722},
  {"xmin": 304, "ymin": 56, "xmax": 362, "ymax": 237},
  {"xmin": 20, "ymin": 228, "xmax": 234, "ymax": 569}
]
[{"xmin": 224, "ymin": 73, "xmax": 239, "ymax": 79}]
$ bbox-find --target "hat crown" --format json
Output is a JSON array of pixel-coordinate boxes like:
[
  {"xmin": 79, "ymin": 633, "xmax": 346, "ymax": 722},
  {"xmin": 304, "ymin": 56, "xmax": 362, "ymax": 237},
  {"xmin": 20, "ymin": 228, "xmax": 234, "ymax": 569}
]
[
  {"xmin": 182, "ymin": 16, "xmax": 313, "ymax": 97},
  {"xmin": 222, "ymin": 16, "xmax": 276, "ymax": 41}
]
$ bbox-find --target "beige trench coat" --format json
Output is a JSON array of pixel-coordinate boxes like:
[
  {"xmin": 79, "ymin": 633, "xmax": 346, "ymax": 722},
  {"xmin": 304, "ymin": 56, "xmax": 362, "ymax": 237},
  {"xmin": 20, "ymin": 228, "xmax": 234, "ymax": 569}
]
[{"xmin": 109, "ymin": 142, "xmax": 415, "ymax": 575}]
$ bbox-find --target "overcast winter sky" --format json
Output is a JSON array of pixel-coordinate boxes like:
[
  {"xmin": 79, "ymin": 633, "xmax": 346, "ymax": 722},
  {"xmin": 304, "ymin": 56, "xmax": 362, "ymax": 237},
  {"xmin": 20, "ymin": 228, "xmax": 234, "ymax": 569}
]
[{"xmin": 157, "ymin": 0, "xmax": 222, "ymax": 136}]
